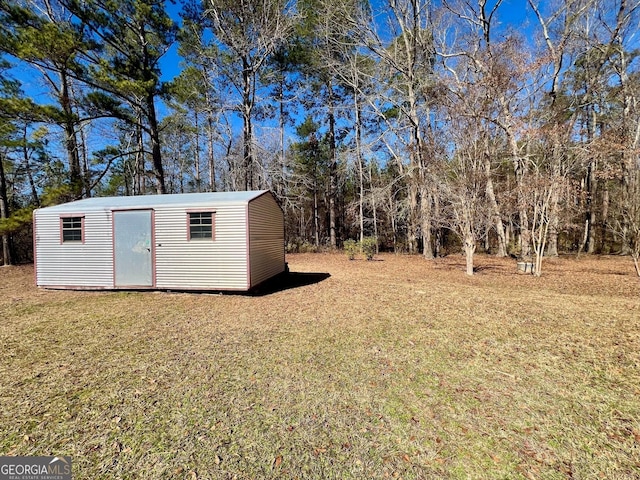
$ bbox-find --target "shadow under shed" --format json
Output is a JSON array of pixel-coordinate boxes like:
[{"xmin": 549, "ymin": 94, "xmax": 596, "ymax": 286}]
[{"xmin": 249, "ymin": 271, "xmax": 331, "ymax": 296}]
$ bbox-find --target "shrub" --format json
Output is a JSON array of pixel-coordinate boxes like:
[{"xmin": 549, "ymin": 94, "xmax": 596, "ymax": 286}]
[
  {"xmin": 343, "ymin": 239, "xmax": 359, "ymax": 260},
  {"xmin": 361, "ymin": 236, "xmax": 377, "ymax": 261},
  {"xmin": 298, "ymin": 241, "xmax": 317, "ymax": 253},
  {"xmin": 286, "ymin": 239, "xmax": 318, "ymax": 253}
]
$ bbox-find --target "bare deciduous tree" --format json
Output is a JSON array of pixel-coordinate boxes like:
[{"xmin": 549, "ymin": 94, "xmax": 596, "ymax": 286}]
[
  {"xmin": 365, "ymin": 0, "xmax": 437, "ymax": 257},
  {"xmin": 203, "ymin": 0, "xmax": 298, "ymax": 190}
]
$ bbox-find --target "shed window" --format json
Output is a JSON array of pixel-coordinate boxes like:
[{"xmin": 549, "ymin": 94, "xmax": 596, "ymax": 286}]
[
  {"xmin": 188, "ymin": 212, "xmax": 215, "ymax": 240},
  {"xmin": 61, "ymin": 216, "xmax": 84, "ymax": 243}
]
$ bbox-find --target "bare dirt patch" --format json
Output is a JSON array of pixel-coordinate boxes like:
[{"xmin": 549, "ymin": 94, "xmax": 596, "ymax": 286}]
[{"xmin": 1, "ymin": 254, "xmax": 639, "ymax": 479}]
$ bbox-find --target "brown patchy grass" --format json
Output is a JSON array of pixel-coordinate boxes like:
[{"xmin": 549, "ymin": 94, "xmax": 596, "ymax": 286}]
[{"xmin": 1, "ymin": 253, "xmax": 639, "ymax": 479}]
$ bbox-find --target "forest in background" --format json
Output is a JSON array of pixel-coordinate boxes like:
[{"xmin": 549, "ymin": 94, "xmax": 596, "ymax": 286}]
[{"xmin": 1, "ymin": 0, "xmax": 639, "ymax": 276}]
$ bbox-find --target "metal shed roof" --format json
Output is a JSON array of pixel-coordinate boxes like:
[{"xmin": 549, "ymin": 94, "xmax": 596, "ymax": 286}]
[{"xmin": 37, "ymin": 190, "xmax": 270, "ymax": 213}]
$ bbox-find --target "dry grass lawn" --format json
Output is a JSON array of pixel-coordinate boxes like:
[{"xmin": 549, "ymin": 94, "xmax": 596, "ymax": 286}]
[{"xmin": 1, "ymin": 253, "xmax": 639, "ymax": 479}]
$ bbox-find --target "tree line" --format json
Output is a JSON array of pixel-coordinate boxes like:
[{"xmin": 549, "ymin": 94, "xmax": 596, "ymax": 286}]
[{"xmin": 1, "ymin": 0, "xmax": 639, "ymax": 275}]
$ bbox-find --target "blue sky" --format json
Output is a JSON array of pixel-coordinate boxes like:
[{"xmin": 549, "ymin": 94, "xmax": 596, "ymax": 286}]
[
  {"xmin": 9, "ymin": 0, "xmax": 536, "ymax": 107},
  {"xmin": 5, "ymin": 0, "xmax": 540, "ymax": 157},
  {"xmin": 159, "ymin": 0, "xmax": 534, "ymax": 82}
]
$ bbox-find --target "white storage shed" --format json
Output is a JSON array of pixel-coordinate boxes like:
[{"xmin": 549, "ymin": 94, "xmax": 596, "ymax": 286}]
[{"xmin": 33, "ymin": 190, "xmax": 285, "ymax": 291}]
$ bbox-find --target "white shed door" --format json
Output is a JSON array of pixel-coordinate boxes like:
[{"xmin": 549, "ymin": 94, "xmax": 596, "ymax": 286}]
[{"xmin": 113, "ymin": 210, "xmax": 153, "ymax": 287}]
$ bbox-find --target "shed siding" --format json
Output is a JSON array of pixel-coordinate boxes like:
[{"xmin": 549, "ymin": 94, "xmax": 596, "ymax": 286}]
[
  {"xmin": 34, "ymin": 190, "xmax": 283, "ymax": 291},
  {"xmin": 249, "ymin": 193, "xmax": 285, "ymax": 287},
  {"xmin": 34, "ymin": 209, "xmax": 114, "ymax": 287},
  {"xmin": 154, "ymin": 204, "xmax": 249, "ymax": 289}
]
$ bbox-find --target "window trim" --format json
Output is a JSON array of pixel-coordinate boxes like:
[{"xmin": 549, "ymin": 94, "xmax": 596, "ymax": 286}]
[
  {"xmin": 60, "ymin": 215, "xmax": 85, "ymax": 244},
  {"xmin": 187, "ymin": 210, "xmax": 216, "ymax": 241}
]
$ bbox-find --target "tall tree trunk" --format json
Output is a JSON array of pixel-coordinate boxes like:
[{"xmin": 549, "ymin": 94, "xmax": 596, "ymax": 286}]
[
  {"xmin": 278, "ymin": 80, "xmax": 286, "ymax": 199},
  {"xmin": 369, "ymin": 161, "xmax": 379, "ymax": 253},
  {"xmin": 21, "ymin": 127, "xmax": 40, "ymax": 207},
  {"xmin": 433, "ymin": 194, "xmax": 441, "ymax": 257},
  {"xmin": 407, "ymin": 48, "xmax": 421, "ymax": 255},
  {"xmin": 581, "ymin": 107, "xmax": 598, "ymax": 253},
  {"xmin": 0, "ymin": 153, "xmax": 12, "ymax": 266},
  {"xmin": 327, "ymin": 82, "xmax": 337, "ymax": 247},
  {"xmin": 546, "ymin": 187, "xmax": 560, "ymax": 257},
  {"xmin": 194, "ymin": 111, "xmax": 201, "ymax": 192},
  {"xmin": 354, "ymin": 94, "xmax": 364, "ymax": 243},
  {"xmin": 242, "ymin": 103, "xmax": 253, "ymax": 191},
  {"xmin": 464, "ymin": 230, "xmax": 475, "ymax": 276},
  {"xmin": 241, "ymin": 57, "xmax": 254, "ymax": 191},
  {"xmin": 78, "ymin": 119, "xmax": 91, "ymax": 198},
  {"xmin": 313, "ymin": 181, "xmax": 320, "ymax": 246},
  {"xmin": 507, "ymin": 132, "xmax": 531, "ymax": 258},
  {"xmin": 483, "ymin": 145, "xmax": 506, "ymax": 257},
  {"xmin": 407, "ymin": 112, "xmax": 421, "ymax": 255},
  {"xmin": 408, "ymin": 179, "xmax": 418, "ymax": 254},
  {"xmin": 135, "ymin": 113, "xmax": 145, "ymax": 195},
  {"xmin": 546, "ymin": 139, "xmax": 563, "ymax": 257},
  {"xmin": 600, "ymin": 183, "xmax": 609, "ymax": 252},
  {"xmin": 69, "ymin": 81, "xmax": 91, "ymax": 198},
  {"xmin": 59, "ymin": 70, "xmax": 82, "ymax": 198},
  {"xmin": 420, "ymin": 183, "xmax": 433, "ymax": 258},
  {"xmin": 147, "ymin": 93, "xmax": 166, "ymax": 194},
  {"xmin": 207, "ymin": 113, "xmax": 216, "ymax": 192},
  {"xmin": 584, "ymin": 156, "xmax": 597, "ymax": 254}
]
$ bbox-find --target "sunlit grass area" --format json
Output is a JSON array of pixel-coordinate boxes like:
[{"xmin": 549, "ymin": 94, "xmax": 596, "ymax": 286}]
[{"xmin": 1, "ymin": 254, "xmax": 639, "ymax": 479}]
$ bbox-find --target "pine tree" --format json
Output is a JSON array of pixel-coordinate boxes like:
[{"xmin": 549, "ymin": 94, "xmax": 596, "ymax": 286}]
[
  {"xmin": 194, "ymin": 0, "xmax": 298, "ymax": 190},
  {"xmin": 0, "ymin": 0, "xmax": 93, "ymax": 198},
  {"xmin": 60, "ymin": 0, "xmax": 177, "ymax": 194}
]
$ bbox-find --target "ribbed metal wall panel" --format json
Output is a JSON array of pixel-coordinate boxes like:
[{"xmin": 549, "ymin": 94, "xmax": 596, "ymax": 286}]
[
  {"xmin": 33, "ymin": 191, "xmax": 281, "ymax": 291},
  {"xmin": 248, "ymin": 193, "xmax": 285, "ymax": 287},
  {"xmin": 34, "ymin": 209, "xmax": 114, "ymax": 287},
  {"xmin": 154, "ymin": 205, "xmax": 249, "ymax": 289}
]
